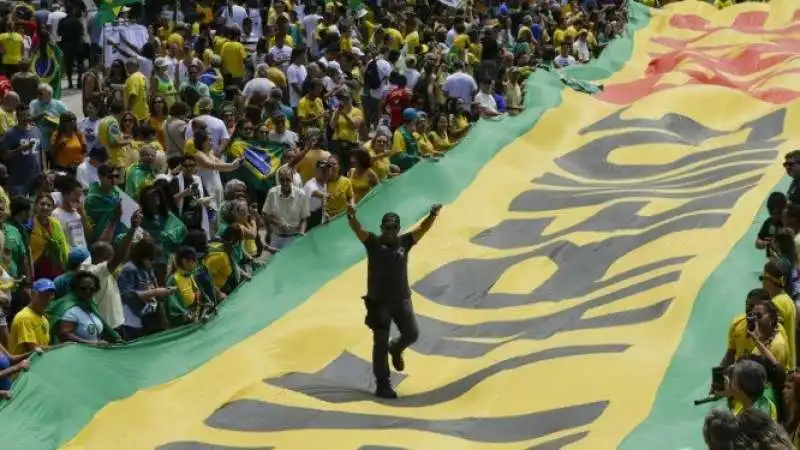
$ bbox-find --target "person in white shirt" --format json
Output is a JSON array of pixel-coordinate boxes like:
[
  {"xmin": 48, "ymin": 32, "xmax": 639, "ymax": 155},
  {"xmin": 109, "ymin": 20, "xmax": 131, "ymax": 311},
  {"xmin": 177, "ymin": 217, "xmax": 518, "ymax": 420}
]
[
  {"xmin": 78, "ymin": 100, "xmax": 101, "ymax": 153},
  {"xmin": 268, "ymin": 111, "xmax": 299, "ymax": 147},
  {"xmin": 242, "ymin": 64, "xmax": 277, "ymax": 100},
  {"xmin": 303, "ymin": 159, "xmax": 329, "ymax": 230},
  {"xmin": 221, "ymin": 0, "xmax": 248, "ymax": 28},
  {"xmin": 88, "ymin": 209, "xmax": 141, "ymax": 331},
  {"xmin": 52, "ymin": 177, "xmax": 90, "ymax": 249},
  {"xmin": 301, "ymin": 4, "xmax": 323, "ymax": 57},
  {"xmin": 365, "ymin": 52, "xmax": 394, "ymax": 126},
  {"xmin": 287, "ymin": 48, "xmax": 308, "ymax": 108},
  {"xmin": 404, "ymin": 56, "xmax": 421, "ymax": 90},
  {"xmin": 262, "ymin": 166, "xmax": 310, "ymax": 249},
  {"xmin": 47, "ymin": 7, "xmax": 67, "ymax": 42},
  {"xmin": 185, "ymin": 98, "xmax": 230, "ymax": 156},
  {"xmin": 573, "ymin": 31, "xmax": 591, "ymax": 63},
  {"xmin": 76, "ymin": 146, "xmax": 107, "ymax": 189},
  {"xmin": 473, "ymin": 77, "xmax": 500, "ymax": 118},
  {"xmin": 443, "ymin": 60, "xmax": 478, "ymax": 113},
  {"xmin": 269, "ymin": 35, "xmax": 293, "ymax": 73},
  {"xmin": 554, "ymin": 43, "xmax": 578, "ymax": 68}
]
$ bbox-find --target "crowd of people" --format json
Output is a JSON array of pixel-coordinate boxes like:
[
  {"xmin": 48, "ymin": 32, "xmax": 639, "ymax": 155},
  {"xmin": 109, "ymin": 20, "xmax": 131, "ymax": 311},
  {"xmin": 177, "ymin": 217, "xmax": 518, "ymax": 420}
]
[
  {"xmin": 0, "ymin": 0, "xmax": 633, "ymax": 398},
  {"xmin": 701, "ymin": 155, "xmax": 800, "ymax": 449}
]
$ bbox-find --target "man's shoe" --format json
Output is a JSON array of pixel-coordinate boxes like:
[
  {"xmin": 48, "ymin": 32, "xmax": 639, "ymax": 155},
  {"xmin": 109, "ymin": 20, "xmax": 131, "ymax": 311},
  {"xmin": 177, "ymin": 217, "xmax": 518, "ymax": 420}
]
[
  {"xmin": 389, "ymin": 342, "xmax": 405, "ymax": 372},
  {"xmin": 375, "ymin": 383, "xmax": 398, "ymax": 399}
]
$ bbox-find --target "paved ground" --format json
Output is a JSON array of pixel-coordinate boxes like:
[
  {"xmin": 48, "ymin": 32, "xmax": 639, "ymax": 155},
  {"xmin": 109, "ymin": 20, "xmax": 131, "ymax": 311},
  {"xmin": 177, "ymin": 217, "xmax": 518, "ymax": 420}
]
[{"xmin": 61, "ymin": 87, "xmax": 82, "ymax": 117}]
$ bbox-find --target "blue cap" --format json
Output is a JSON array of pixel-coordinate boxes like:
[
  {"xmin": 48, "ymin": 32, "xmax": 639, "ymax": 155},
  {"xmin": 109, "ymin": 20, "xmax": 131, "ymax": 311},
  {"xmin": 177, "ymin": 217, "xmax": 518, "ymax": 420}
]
[
  {"xmin": 68, "ymin": 247, "xmax": 91, "ymax": 267},
  {"xmin": 498, "ymin": 4, "xmax": 509, "ymax": 15},
  {"xmin": 32, "ymin": 278, "xmax": 55, "ymax": 293},
  {"xmin": 403, "ymin": 108, "xmax": 418, "ymax": 122}
]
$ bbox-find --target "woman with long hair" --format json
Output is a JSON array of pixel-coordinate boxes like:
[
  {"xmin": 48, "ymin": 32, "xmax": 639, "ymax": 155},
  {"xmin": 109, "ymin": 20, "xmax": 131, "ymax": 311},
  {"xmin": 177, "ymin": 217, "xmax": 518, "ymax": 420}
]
[
  {"xmin": 428, "ymin": 112, "xmax": 454, "ymax": 153},
  {"xmin": 50, "ymin": 111, "xmax": 86, "ymax": 174},
  {"xmin": 138, "ymin": 184, "xmax": 188, "ymax": 285},
  {"xmin": 362, "ymin": 126, "xmax": 398, "ymax": 180},
  {"xmin": 29, "ymin": 194, "xmax": 69, "ymax": 280},
  {"xmin": 348, "ymin": 148, "xmax": 378, "ymax": 203},
  {"xmin": 45, "ymin": 270, "xmax": 122, "ymax": 345},
  {"xmin": 149, "ymin": 95, "xmax": 168, "ymax": 148}
]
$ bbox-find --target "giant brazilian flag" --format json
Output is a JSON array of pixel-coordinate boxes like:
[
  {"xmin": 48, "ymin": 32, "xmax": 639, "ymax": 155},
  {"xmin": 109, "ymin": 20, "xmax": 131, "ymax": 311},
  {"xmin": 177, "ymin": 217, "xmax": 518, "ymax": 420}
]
[{"xmin": 1, "ymin": 0, "xmax": 798, "ymax": 448}]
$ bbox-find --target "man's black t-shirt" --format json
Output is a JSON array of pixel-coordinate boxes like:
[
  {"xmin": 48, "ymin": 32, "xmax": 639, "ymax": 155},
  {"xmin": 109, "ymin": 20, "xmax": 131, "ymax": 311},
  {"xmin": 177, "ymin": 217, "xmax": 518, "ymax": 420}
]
[
  {"xmin": 758, "ymin": 216, "xmax": 783, "ymax": 257},
  {"xmin": 364, "ymin": 232, "xmax": 415, "ymax": 303}
]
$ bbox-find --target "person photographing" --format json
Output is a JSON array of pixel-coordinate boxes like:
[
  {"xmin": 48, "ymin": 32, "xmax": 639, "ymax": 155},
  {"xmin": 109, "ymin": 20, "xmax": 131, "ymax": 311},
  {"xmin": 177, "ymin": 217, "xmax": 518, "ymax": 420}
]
[{"xmin": 346, "ymin": 202, "xmax": 442, "ymax": 399}]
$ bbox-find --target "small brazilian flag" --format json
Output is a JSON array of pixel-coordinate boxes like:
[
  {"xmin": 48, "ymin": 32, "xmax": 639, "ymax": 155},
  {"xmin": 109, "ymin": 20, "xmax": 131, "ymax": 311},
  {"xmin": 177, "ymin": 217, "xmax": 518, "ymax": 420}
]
[{"xmin": 96, "ymin": 0, "xmax": 144, "ymax": 25}]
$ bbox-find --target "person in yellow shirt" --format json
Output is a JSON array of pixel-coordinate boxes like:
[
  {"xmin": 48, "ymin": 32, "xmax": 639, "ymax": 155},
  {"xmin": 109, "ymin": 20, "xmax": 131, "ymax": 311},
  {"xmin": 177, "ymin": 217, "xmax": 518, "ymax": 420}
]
[
  {"xmin": 404, "ymin": 16, "xmax": 420, "ymax": 55},
  {"xmin": 0, "ymin": 91, "xmax": 18, "ymax": 136},
  {"xmin": 330, "ymin": 91, "xmax": 363, "ymax": 147},
  {"xmin": 294, "ymin": 128, "xmax": 330, "ymax": 183},
  {"xmin": 124, "ymin": 59, "xmax": 150, "ymax": 122},
  {"xmin": 325, "ymin": 155, "xmax": 354, "ymax": 218},
  {"xmin": 297, "ymin": 79, "xmax": 326, "ymax": 136},
  {"xmin": 718, "ymin": 289, "xmax": 772, "ymax": 369},
  {"xmin": 99, "ymin": 103, "xmax": 133, "ymax": 171},
  {"xmin": 0, "ymin": 27, "xmax": 24, "ymax": 68},
  {"xmin": 8, "ymin": 278, "xmax": 56, "ymax": 354},
  {"xmin": 761, "ymin": 261, "xmax": 796, "ymax": 367},
  {"xmin": 220, "ymin": 26, "xmax": 247, "ymax": 86},
  {"xmin": 384, "ymin": 24, "xmax": 405, "ymax": 52},
  {"xmin": 347, "ymin": 149, "xmax": 378, "ymax": 203}
]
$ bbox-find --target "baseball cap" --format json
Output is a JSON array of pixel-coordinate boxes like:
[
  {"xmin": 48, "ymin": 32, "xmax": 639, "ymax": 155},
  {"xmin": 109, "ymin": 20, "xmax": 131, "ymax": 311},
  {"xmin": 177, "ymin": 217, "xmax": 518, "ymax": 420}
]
[
  {"xmin": 403, "ymin": 108, "xmax": 418, "ymax": 122},
  {"xmin": 68, "ymin": 247, "xmax": 91, "ymax": 267},
  {"xmin": 32, "ymin": 278, "xmax": 56, "ymax": 293}
]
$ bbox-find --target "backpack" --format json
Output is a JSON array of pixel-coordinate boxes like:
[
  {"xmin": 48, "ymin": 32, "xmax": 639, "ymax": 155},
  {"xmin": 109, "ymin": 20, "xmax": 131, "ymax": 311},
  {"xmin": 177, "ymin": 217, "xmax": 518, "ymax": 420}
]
[{"xmin": 364, "ymin": 59, "xmax": 382, "ymax": 90}]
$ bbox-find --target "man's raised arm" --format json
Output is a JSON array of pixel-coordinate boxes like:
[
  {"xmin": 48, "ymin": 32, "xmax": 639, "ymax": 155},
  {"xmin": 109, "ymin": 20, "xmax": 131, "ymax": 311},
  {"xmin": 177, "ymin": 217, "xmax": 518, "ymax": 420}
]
[
  {"xmin": 346, "ymin": 204, "xmax": 370, "ymax": 242},
  {"xmin": 411, "ymin": 204, "xmax": 442, "ymax": 243}
]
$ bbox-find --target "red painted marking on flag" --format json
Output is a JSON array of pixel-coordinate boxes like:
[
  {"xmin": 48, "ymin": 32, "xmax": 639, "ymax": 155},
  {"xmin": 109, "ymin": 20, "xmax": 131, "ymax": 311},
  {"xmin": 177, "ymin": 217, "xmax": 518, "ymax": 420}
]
[{"xmin": 598, "ymin": 8, "xmax": 800, "ymax": 104}]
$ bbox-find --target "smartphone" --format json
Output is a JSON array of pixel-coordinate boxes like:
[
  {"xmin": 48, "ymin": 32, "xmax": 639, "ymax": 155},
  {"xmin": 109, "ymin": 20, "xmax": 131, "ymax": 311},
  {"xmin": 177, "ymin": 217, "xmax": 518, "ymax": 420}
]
[
  {"xmin": 747, "ymin": 315, "xmax": 756, "ymax": 332},
  {"xmin": 711, "ymin": 366, "xmax": 725, "ymax": 392}
]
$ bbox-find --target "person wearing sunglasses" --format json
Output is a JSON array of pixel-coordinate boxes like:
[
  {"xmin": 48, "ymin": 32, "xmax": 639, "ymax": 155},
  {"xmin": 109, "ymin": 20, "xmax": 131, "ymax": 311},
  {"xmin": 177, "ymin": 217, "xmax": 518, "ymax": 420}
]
[
  {"xmin": 46, "ymin": 270, "xmax": 122, "ymax": 346},
  {"xmin": 346, "ymin": 201, "xmax": 442, "ymax": 399},
  {"xmin": 84, "ymin": 163, "xmax": 127, "ymax": 242},
  {"xmin": 784, "ymin": 150, "xmax": 800, "ymax": 205}
]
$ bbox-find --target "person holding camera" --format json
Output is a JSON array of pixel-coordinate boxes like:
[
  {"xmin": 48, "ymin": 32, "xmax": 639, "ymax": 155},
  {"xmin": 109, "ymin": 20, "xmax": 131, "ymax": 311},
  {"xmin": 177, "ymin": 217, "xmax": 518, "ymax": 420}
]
[{"xmin": 170, "ymin": 155, "xmax": 212, "ymax": 237}]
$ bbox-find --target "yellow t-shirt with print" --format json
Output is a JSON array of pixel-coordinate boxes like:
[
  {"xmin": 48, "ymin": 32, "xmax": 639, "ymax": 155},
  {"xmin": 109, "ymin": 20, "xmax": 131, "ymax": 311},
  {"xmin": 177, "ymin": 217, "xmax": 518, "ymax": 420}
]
[
  {"xmin": 0, "ymin": 32, "xmax": 23, "ymax": 65},
  {"xmin": 9, "ymin": 306, "xmax": 50, "ymax": 354},
  {"xmin": 173, "ymin": 271, "xmax": 199, "ymax": 307},
  {"xmin": 297, "ymin": 96, "xmax": 325, "ymax": 133},
  {"xmin": 220, "ymin": 41, "xmax": 246, "ymax": 77},
  {"xmin": 363, "ymin": 141, "xmax": 390, "ymax": 179},
  {"xmin": 333, "ymin": 108, "xmax": 363, "ymax": 143},
  {"xmin": 729, "ymin": 314, "xmax": 792, "ymax": 369},
  {"xmin": 124, "ymin": 72, "xmax": 150, "ymax": 121},
  {"xmin": 325, "ymin": 176, "xmax": 354, "ymax": 217}
]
